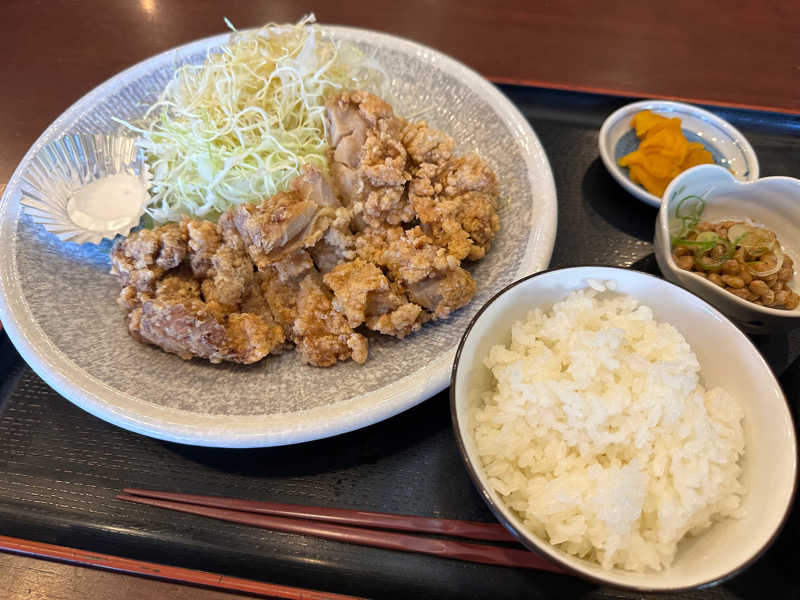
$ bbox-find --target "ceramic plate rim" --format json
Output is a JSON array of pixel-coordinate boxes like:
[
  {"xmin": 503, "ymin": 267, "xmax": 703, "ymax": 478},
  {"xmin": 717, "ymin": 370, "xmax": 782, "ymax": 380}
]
[
  {"xmin": 598, "ymin": 99, "xmax": 760, "ymax": 208},
  {"xmin": 0, "ymin": 25, "xmax": 557, "ymax": 447}
]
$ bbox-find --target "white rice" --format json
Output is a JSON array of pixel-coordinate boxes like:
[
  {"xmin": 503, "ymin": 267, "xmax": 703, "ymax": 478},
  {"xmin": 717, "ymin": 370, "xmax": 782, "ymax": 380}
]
[{"xmin": 472, "ymin": 283, "xmax": 745, "ymax": 572}]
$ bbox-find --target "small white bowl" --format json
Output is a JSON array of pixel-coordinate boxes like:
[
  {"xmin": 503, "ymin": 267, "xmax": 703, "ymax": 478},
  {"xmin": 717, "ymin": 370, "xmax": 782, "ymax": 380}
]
[
  {"xmin": 451, "ymin": 266, "xmax": 796, "ymax": 591},
  {"xmin": 598, "ymin": 100, "xmax": 759, "ymax": 207},
  {"xmin": 656, "ymin": 164, "xmax": 800, "ymax": 332}
]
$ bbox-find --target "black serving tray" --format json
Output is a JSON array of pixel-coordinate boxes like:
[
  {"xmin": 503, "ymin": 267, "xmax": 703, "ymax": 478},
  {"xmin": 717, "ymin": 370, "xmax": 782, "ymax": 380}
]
[{"xmin": 1, "ymin": 86, "xmax": 799, "ymax": 599}]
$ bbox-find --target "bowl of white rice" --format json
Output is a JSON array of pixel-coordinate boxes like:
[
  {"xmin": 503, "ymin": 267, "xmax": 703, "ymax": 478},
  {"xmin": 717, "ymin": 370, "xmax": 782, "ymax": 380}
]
[{"xmin": 450, "ymin": 266, "xmax": 796, "ymax": 591}]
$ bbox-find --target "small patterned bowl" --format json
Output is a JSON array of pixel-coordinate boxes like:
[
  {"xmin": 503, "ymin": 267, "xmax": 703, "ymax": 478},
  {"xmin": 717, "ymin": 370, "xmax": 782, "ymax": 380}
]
[{"xmin": 599, "ymin": 100, "xmax": 759, "ymax": 207}]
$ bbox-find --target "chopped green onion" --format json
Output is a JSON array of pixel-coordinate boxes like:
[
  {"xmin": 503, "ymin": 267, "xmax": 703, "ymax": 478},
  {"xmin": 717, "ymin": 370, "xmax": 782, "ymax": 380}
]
[
  {"xmin": 694, "ymin": 254, "xmax": 725, "ymax": 272},
  {"xmin": 673, "ymin": 239, "xmax": 717, "ymax": 251},
  {"xmin": 670, "ymin": 194, "xmax": 706, "ymax": 240}
]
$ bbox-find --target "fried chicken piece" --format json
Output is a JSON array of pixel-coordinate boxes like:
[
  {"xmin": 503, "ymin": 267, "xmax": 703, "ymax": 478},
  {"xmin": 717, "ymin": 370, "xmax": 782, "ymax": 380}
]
[
  {"xmin": 355, "ymin": 225, "xmax": 457, "ymax": 284},
  {"xmin": 402, "ymin": 120, "xmax": 456, "ymax": 166},
  {"xmin": 322, "ymin": 258, "xmax": 425, "ymax": 338},
  {"xmin": 324, "ymin": 258, "xmax": 394, "ymax": 326},
  {"xmin": 409, "ymin": 154, "xmax": 499, "ymax": 261},
  {"xmin": 326, "ymin": 90, "xmax": 414, "ymax": 228},
  {"xmin": 230, "ymin": 165, "xmax": 337, "ymax": 269},
  {"xmin": 155, "ymin": 271, "xmax": 201, "ymax": 300},
  {"xmin": 131, "ymin": 302, "xmax": 282, "ymax": 364},
  {"xmin": 406, "ymin": 267, "xmax": 477, "ymax": 320},
  {"xmin": 225, "ymin": 313, "xmax": 284, "ymax": 363},
  {"xmin": 217, "ymin": 211, "xmax": 245, "ymax": 249},
  {"xmin": 240, "ymin": 276, "xmax": 275, "ymax": 323},
  {"xmin": 258, "ymin": 267, "xmax": 300, "ymax": 340},
  {"xmin": 309, "ymin": 207, "xmax": 357, "ymax": 273},
  {"xmin": 110, "ymin": 221, "xmax": 189, "ymax": 306},
  {"xmin": 293, "ymin": 273, "xmax": 368, "ymax": 366},
  {"xmin": 117, "ymin": 284, "xmax": 140, "ymax": 311},
  {"xmin": 111, "ymin": 222, "xmax": 188, "ymax": 283},
  {"xmin": 155, "ymin": 223, "xmax": 190, "ymax": 270},
  {"xmin": 113, "ymin": 215, "xmax": 293, "ymax": 363},
  {"xmin": 257, "ymin": 254, "xmax": 370, "ymax": 363},
  {"xmin": 366, "ymin": 303, "xmax": 427, "ymax": 338},
  {"xmin": 272, "ymin": 249, "xmax": 315, "ymax": 283},
  {"xmin": 250, "ymin": 250, "xmax": 316, "ymax": 346},
  {"xmin": 290, "ymin": 163, "xmax": 340, "ymax": 208},
  {"xmin": 230, "ymin": 195, "xmax": 327, "ymax": 269},
  {"xmin": 200, "ymin": 242, "xmax": 254, "ymax": 311},
  {"xmin": 237, "ymin": 275, "xmax": 292, "ymax": 356},
  {"xmin": 354, "ymin": 225, "xmax": 475, "ymax": 321},
  {"xmin": 187, "ymin": 219, "xmax": 221, "ymax": 278},
  {"xmin": 127, "ymin": 299, "xmax": 222, "ymax": 361},
  {"xmin": 128, "ymin": 272, "xmax": 284, "ymax": 364}
]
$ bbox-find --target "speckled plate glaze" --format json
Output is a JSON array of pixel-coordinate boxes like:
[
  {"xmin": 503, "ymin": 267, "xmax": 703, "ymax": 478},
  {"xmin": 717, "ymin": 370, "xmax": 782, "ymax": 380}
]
[{"xmin": 0, "ymin": 26, "xmax": 557, "ymax": 447}]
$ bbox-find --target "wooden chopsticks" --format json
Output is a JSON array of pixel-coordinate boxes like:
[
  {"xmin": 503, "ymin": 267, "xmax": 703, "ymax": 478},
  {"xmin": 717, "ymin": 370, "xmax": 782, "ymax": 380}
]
[{"xmin": 118, "ymin": 488, "xmax": 561, "ymax": 573}]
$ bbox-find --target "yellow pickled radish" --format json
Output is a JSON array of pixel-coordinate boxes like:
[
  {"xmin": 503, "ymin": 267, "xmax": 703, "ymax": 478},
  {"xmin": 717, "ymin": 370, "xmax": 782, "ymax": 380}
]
[{"xmin": 618, "ymin": 110, "xmax": 714, "ymax": 197}]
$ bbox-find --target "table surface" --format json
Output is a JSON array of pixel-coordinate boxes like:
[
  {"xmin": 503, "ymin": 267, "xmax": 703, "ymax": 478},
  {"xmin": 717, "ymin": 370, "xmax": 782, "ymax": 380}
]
[
  {"xmin": 3, "ymin": 0, "xmax": 800, "ymax": 186},
  {"xmin": 1, "ymin": 1, "xmax": 799, "ymax": 598}
]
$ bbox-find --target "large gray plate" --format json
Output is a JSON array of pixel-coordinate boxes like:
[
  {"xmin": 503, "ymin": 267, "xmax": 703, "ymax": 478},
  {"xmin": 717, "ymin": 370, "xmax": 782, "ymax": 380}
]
[{"xmin": 0, "ymin": 26, "xmax": 557, "ymax": 447}]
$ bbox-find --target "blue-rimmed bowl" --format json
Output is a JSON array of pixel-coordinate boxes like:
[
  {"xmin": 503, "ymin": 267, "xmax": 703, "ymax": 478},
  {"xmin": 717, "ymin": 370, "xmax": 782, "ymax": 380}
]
[{"xmin": 599, "ymin": 100, "xmax": 759, "ymax": 207}]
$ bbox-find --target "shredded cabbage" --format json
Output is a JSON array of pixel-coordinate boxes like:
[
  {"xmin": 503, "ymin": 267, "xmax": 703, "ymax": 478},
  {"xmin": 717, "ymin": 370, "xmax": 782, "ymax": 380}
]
[{"xmin": 119, "ymin": 15, "xmax": 388, "ymax": 222}]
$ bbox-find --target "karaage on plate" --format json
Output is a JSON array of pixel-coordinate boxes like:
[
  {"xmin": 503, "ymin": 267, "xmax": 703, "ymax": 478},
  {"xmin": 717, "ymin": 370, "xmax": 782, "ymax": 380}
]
[{"xmin": 111, "ymin": 91, "xmax": 500, "ymax": 367}]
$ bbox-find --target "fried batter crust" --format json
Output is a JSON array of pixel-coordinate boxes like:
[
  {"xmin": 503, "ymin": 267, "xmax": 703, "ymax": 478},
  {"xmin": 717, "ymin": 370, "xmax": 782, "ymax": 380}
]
[
  {"xmin": 126, "ymin": 271, "xmax": 284, "ymax": 364},
  {"xmin": 112, "ymin": 90, "xmax": 500, "ymax": 367},
  {"xmin": 293, "ymin": 274, "xmax": 368, "ymax": 366},
  {"xmin": 409, "ymin": 154, "xmax": 499, "ymax": 261}
]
